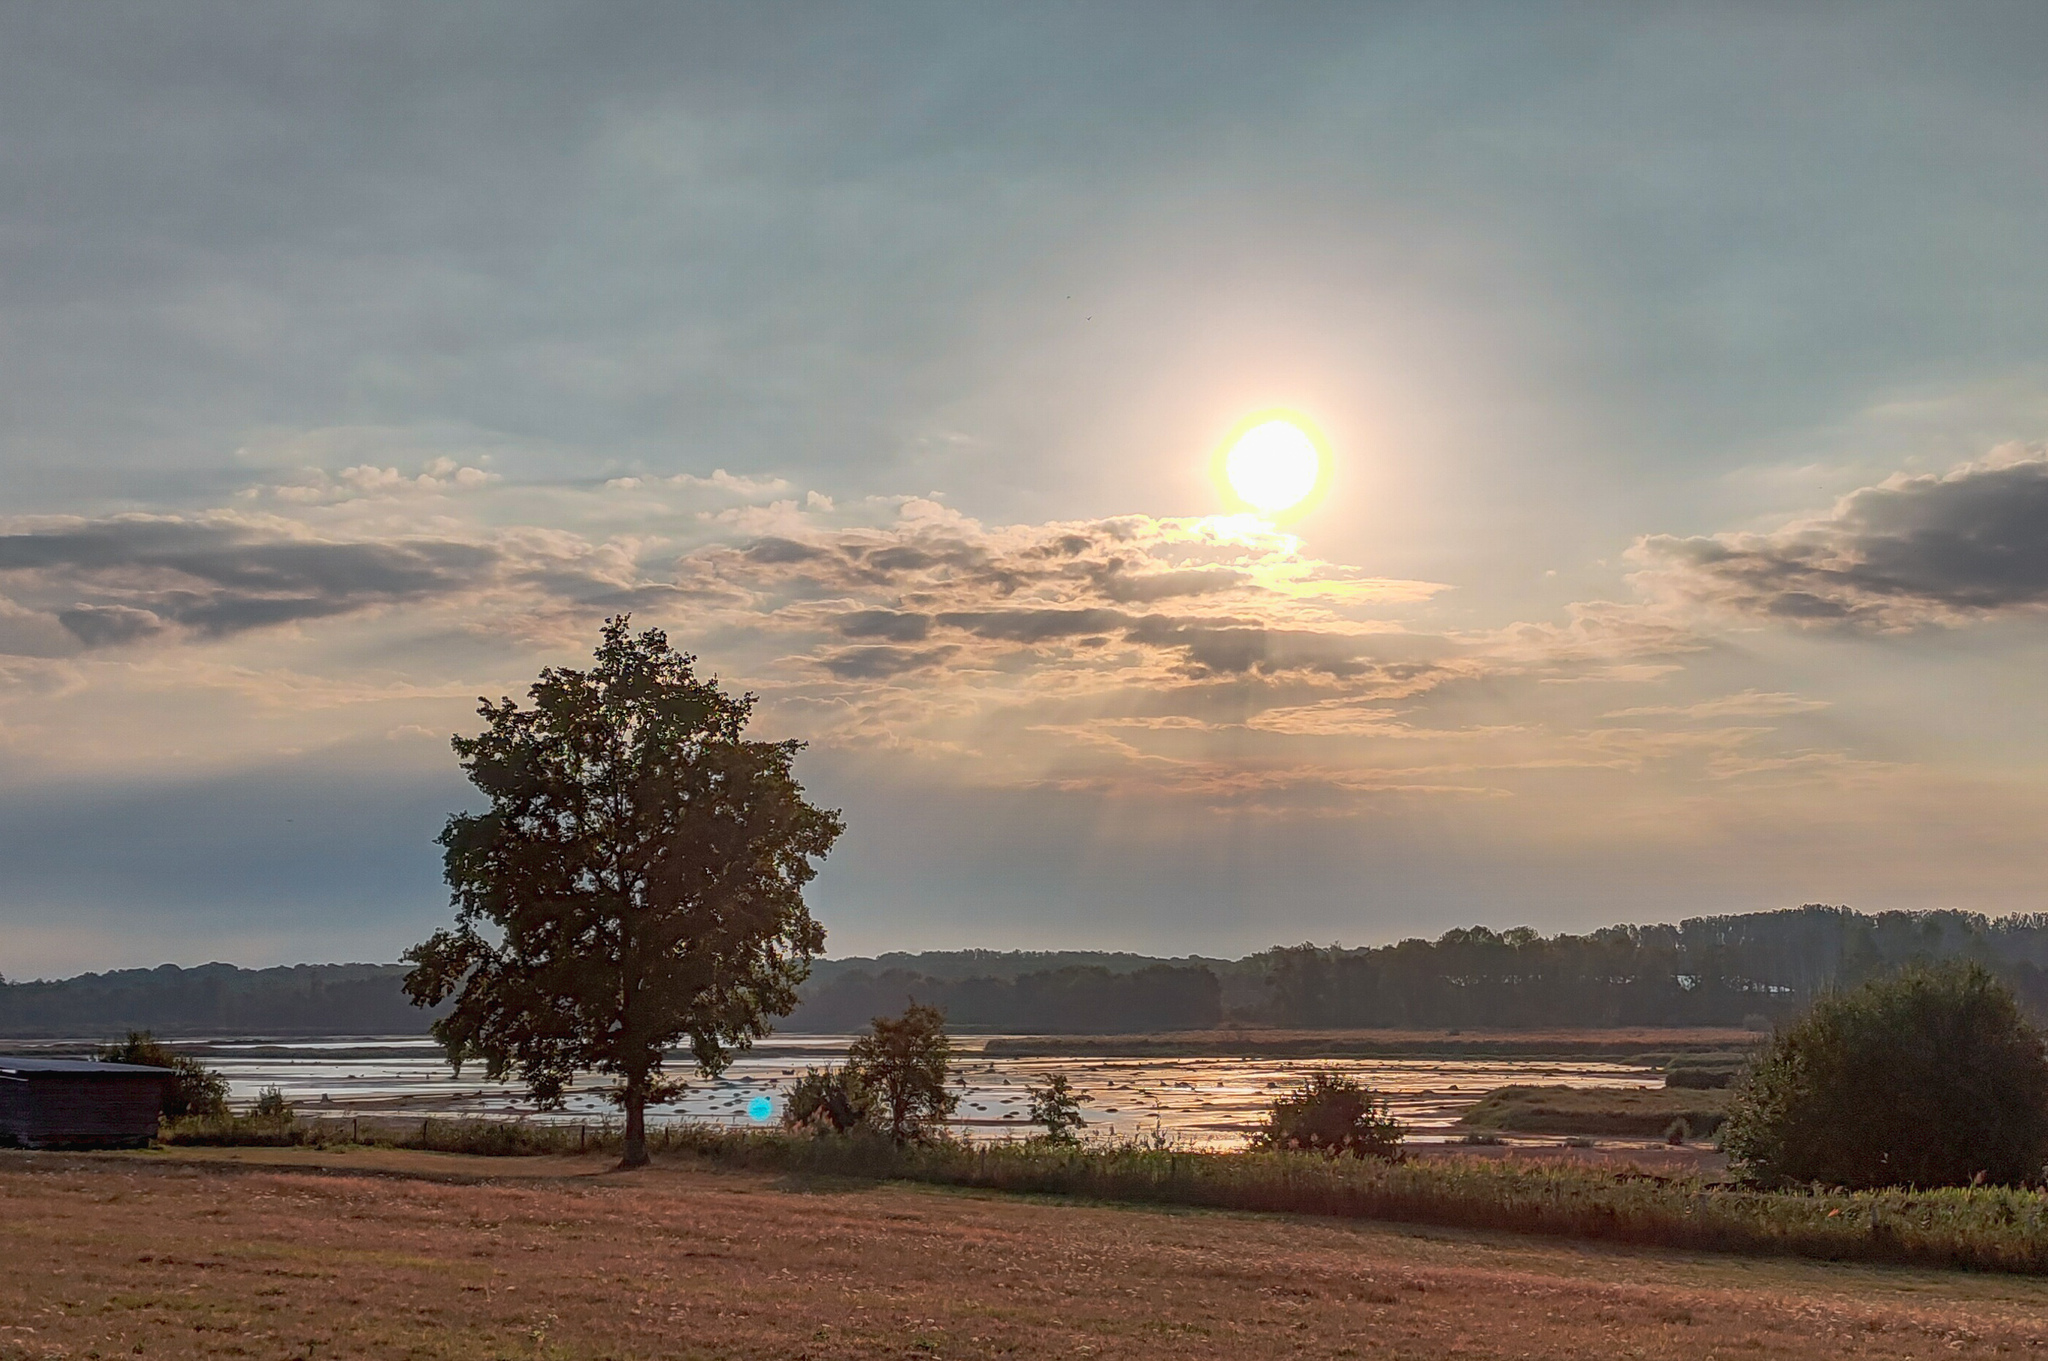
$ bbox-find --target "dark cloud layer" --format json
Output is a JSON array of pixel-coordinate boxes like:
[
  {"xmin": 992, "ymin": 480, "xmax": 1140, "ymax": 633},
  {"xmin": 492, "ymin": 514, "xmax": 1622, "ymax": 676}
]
[
  {"xmin": 1637, "ymin": 457, "xmax": 2048, "ymax": 629},
  {"xmin": 0, "ymin": 516, "xmax": 497, "ymax": 649}
]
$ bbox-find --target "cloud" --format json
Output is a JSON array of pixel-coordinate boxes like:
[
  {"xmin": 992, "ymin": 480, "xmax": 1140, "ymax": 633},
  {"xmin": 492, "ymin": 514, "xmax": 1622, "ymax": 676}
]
[
  {"xmin": 0, "ymin": 515, "xmax": 498, "ymax": 649},
  {"xmin": 607, "ymin": 470, "xmax": 792, "ymax": 498},
  {"xmin": 1602, "ymin": 690, "xmax": 1831, "ymax": 720},
  {"xmin": 1634, "ymin": 452, "xmax": 2048, "ymax": 629}
]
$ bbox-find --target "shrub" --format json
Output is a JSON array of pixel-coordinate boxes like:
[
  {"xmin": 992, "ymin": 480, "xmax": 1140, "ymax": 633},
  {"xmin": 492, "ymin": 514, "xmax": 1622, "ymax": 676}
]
[
  {"xmin": 250, "ymin": 1086, "xmax": 294, "ymax": 1121},
  {"xmin": 1250, "ymin": 1070, "xmax": 1403, "ymax": 1160},
  {"xmin": 846, "ymin": 1003, "xmax": 958, "ymax": 1144},
  {"xmin": 1025, "ymin": 1073, "xmax": 1088, "ymax": 1143},
  {"xmin": 98, "ymin": 1030, "xmax": 228, "ymax": 1119},
  {"xmin": 1722, "ymin": 963, "xmax": 2048, "ymax": 1190},
  {"xmin": 782, "ymin": 1065, "xmax": 876, "ymax": 1134}
]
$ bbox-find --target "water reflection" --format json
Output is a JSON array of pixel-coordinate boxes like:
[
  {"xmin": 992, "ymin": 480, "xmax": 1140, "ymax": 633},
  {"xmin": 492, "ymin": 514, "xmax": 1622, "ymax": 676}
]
[{"xmin": 153, "ymin": 1035, "xmax": 1666, "ymax": 1149}]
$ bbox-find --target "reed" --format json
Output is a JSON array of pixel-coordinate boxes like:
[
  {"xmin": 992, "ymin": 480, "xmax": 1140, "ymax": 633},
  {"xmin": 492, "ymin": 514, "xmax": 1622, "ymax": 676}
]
[{"xmin": 674, "ymin": 1129, "xmax": 2048, "ymax": 1275}]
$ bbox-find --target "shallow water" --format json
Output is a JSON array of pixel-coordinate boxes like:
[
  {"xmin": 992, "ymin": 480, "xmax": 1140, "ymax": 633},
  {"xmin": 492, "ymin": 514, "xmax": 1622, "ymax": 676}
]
[{"xmin": 146, "ymin": 1034, "xmax": 1667, "ymax": 1149}]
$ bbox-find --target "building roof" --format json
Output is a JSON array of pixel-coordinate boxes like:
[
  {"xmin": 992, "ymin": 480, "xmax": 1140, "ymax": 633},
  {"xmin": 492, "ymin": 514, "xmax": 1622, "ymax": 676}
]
[{"xmin": 0, "ymin": 1056, "xmax": 175, "ymax": 1076}]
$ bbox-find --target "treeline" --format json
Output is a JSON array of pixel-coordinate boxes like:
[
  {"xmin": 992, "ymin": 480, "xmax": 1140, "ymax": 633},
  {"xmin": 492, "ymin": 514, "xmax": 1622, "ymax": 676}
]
[
  {"xmin": 1255, "ymin": 907, "xmax": 2048, "ymax": 1029},
  {"xmin": 11, "ymin": 907, "xmax": 2048, "ymax": 1037},
  {"xmin": 0, "ymin": 962, "xmax": 441, "ymax": 1038},
  {"xmin": 782, "ymin": 963, "xmax": 1222, "ymax": 1033}
]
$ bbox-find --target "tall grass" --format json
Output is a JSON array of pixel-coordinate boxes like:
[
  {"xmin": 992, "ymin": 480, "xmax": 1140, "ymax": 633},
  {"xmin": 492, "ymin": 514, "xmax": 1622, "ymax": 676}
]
[
  {"xmin": 155, "ymin": 1115, "xmax": 2048, "ymax": 1276},
  {"xmin": 675, "ymin": 1130, "xmax": 2048, "ymax": 1275}
]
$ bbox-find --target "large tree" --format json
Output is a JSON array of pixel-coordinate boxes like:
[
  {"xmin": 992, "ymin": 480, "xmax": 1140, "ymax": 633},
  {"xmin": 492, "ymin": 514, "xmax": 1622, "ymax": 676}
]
[{"xmin": 403, "ymin": 616, "xmax": 843, "ymax": 1166}]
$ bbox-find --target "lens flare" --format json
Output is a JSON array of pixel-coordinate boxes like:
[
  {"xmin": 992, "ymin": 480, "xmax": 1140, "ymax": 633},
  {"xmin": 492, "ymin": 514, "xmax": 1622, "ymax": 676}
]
[
  {"xmin": 1219, "ymin": 416, "xmax": 1326, "ymax": 517},
  {"xmin": 745, "ymin": 1093, "xmax": 774, "ymax": 1123}
]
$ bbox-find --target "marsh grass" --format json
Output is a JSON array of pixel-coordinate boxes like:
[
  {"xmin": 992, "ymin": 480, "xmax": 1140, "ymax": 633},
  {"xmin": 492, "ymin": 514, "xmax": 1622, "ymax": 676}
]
[
  {"xmin": 674, "ymin": 1129, "xmax": 2048, "ymax": 1275},
  {"xmin": 1459, "ymin": 1084, "xmax": 1731, "ymax": 1137},
  {"xmin": 158, "ymin": 1115, "xmax": 2048, "ymax": 1275}
]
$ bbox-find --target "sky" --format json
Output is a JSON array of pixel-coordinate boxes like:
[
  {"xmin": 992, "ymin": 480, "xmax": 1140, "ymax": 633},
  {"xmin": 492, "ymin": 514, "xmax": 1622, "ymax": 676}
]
[{"xmin": 6, "ymin": 4, "xmax": 2048, "ymax": 976}]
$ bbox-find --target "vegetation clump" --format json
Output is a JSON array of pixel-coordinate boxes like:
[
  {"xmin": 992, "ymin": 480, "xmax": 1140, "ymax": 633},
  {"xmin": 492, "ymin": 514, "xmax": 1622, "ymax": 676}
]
[
  {"xmin": 782, "ymin": 1065, "xmax": 875, "ymax": 1135},
  {"xmin": 1722, "ymin": 962, "xmax": 2048, "ymax": 1190},
  {"xmin": 1458, "ymin": 1084, "xmax": 1729, "ymax": 1138},
  {"xmin": 1250, "ymin": 1070, "xmax": 1403, "ymax": 1159},
  {"xmin": 98, "ymin": 1030, "xmax": 228, "ymax": 1119}
]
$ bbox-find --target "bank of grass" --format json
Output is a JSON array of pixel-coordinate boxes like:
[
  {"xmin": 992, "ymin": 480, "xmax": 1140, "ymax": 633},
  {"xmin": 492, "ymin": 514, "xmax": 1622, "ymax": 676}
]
[
  {"xmin": 1458, "ymin": 1084, "xmax": 1732, "ymax": 1137},
  {"xmin": 687, "ymin": 1131, "xmax": 2048, "ymax": 1275},
  {"xmin": 160, "ymin": 1115, "xmax": 2048, "ymax": 1276}
]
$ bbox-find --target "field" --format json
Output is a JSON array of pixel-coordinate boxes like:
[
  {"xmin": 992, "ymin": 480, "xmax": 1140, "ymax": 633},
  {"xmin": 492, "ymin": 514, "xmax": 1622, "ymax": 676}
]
[{"xmin": 8, "ymin": 1147, "xmax": 2048, "ymax": 1360}]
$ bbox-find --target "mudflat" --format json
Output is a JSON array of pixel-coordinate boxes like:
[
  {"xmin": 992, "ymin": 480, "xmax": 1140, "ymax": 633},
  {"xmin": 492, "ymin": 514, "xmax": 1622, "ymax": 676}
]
[{"xmin": 5, "ymin": 1146, "xmax": 2043, "ymax": 1359}]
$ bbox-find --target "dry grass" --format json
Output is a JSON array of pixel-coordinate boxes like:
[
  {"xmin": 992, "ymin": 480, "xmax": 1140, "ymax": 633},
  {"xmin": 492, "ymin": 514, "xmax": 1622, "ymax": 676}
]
[{"xmin": 6, "ymin": 1147, "xmax": 2048, "ymax": 1359}]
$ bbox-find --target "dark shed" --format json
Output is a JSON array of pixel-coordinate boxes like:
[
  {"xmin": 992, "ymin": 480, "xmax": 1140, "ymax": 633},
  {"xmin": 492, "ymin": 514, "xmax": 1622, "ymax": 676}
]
[{"xmin": 0, "ymin": 1057, "xmax": 173, "ymax": 1149}]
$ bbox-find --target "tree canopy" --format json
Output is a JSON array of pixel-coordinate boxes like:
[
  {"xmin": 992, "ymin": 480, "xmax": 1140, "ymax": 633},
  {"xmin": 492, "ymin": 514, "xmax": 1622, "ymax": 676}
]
[
  {"xmin": 403, "ymin": 616, "xmax": 843, "ymax": 1165},
  {"xmin": 1722, "ymin": 963, "xmax": 2048, "ymax": 1189},
  {"xmin": 845, "ymin": 1002, "xmax": 957, "ymax": 1144}
]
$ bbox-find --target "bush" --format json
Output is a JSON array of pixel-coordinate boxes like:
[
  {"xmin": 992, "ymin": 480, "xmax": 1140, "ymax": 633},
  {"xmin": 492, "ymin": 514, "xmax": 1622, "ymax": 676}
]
[
  {"xmin": 98, "ymin": 1030, "xmax": 228, "ymax": 1119},
  {"xmin": 1251, "ymin": 1070, "xmax": 1403, "ymax": 1160},
  {"xmin": 250, "ymin": 1086, "xmax": 294, "ymax": 1121},
  {"xmin": 1722, "ymin": 963, "xmax": 2048, "ymax": 1190},
  {"xmin": 782, "ymin": 1065, "xmax": 876, "ymax": 1134},
  {"xmin": 846, "ymin": 1003, "xmax": 958, "ymax": 1144}
]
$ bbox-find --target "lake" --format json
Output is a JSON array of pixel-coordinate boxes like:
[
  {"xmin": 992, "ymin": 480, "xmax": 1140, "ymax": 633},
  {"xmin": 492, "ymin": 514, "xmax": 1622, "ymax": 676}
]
[{"xmin": 157, "ymin": 1034, "xmax": 1670, "ymax": 1149}]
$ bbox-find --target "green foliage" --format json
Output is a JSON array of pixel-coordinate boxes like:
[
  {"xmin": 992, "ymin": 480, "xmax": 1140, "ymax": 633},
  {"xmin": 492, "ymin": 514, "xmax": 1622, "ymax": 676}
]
[
  {"xmin": 402, "ymin": 616, "xmax": 843, "ymax": 1166},
  {"xmin": 1251, "ymin": 1070, "xmax": 1403, "ymax": 1160},
  {"xmin": 97, "ymin": 1030, "xmax": 228, "ymax": 1119},
  {"xmin": 1722, "ymin": 963, "xmax": 2048, "ymax": 1190},
  {"xmin": 782, "ymin": 1065, "xmax": 876, "ymax": 1134},
  {"xmin": 846, "ymin": 1003, "xmax": 958, "ymax": 1144},
  {"xmin": 1024, "ymin": 1073, "xmax": 1088, "ymax": 1142},
  {"xmin": 1254, "ymin": 906, "xmax": 2048, "ymax": 1030}
]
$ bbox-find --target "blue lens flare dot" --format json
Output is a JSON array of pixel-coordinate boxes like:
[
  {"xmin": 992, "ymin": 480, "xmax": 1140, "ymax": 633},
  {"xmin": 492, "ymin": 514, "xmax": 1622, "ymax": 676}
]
[{"xmin": 745, "ymin": 1093, "xmax": 774, "ymax": 1123}]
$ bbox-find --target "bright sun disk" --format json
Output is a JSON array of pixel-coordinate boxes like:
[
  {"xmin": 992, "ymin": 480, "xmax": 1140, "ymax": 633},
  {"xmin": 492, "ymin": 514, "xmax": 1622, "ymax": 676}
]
[{"xmin": 1224, "ymin": 418, "xmax": 1322, "ymax": 515}]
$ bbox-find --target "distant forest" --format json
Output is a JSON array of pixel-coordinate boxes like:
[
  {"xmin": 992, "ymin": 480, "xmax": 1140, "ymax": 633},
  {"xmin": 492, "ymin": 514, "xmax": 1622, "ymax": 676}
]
[{"xmin": 7, "ymin": 907, "xmax": 2048, "ymax": 1038}]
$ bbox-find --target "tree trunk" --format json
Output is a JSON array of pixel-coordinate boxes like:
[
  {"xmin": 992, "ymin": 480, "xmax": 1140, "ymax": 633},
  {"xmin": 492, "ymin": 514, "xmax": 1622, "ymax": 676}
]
[{"xmin": 620, "ymin": 1084, "xmax": 649, "ymax": 1168}]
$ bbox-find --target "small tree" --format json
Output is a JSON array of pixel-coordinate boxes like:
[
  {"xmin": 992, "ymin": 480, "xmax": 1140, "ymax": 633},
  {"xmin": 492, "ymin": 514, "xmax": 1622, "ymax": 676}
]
[
  {"xmin": 1025, "ymin": 1073, "xmax": 1087, "ymax": 1143},
  {"xmin": 1722, "ymin": 963, "xmax": 2048, "ymax": 1189},
  {"xmin": 783, "ymin": 1065, "xmax": 876, "ymax": 1135},
  {"xmin": 404, "ymin": 616, "xmax": 844, "ymax": 1167},
  {"xmin": 845, "ymin": 1003, "xmax": 957, "ymax": 1143},
  {"xmin": 99, "ymin": 1031, "xmax": 228, "ymax": 1119},
  {"xmin": 1251, "ymin": 1070, "xmax": 1404, "ymax": 1160}
]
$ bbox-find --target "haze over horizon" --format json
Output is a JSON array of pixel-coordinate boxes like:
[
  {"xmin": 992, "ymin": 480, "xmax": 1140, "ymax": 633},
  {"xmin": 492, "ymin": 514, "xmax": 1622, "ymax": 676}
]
[{"xmin": 6, "ymin": 5, "xmax": 2048, "ymax": 977}]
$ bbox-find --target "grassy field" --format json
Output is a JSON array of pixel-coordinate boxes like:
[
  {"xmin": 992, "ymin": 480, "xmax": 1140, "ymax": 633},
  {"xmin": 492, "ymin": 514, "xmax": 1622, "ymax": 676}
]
[
  {"xmin": 154, "ymin": 1118, "xmax": 2048, "ymax": 1275},
  {"xmin": 1457, "ymin": 1084, "xmax": 1733, "ymax": 1137},
  {"xmin": 7, "ymin": 1146, "xmax": 2048, "ymax": 1360}
]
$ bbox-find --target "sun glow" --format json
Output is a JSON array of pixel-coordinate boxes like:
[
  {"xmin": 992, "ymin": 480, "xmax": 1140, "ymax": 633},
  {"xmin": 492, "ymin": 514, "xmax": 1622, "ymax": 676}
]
[{"xmin": 1218, "ymin": 415, "xmax": 1327, "ymax": 518}]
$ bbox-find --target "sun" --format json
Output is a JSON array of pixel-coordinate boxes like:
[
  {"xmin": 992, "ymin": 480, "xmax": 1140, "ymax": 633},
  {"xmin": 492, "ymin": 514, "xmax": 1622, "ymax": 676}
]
[{"xmin": 1217, "ymin": 414, "xmax": 1327, "ymax": 518}]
